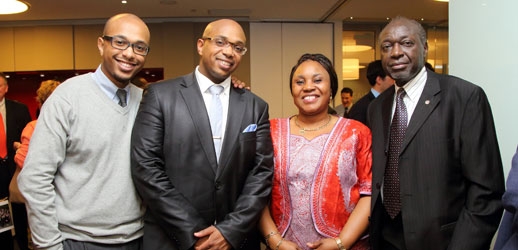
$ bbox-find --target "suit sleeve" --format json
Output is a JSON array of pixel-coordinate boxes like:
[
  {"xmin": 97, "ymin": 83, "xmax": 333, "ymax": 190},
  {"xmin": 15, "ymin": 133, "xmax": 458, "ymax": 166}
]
[
  {"xmin": 449, "ymin": 86, "xmax": 505, "ymax": 249},
  {"xmin": 131, "ymin": 86, "xmax": 207, "ymax": 250},
  {"xmin": 502, "ymin": 147, "xmax": 518, "ymax": 213},
  {"xmin": 214, "ymin": 99, "xmax": 274, "ymax": 248}
]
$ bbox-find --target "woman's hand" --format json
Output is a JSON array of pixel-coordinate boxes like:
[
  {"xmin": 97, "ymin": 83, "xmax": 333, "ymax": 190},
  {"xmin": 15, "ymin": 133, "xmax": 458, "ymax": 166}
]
[
  {"xmin": 306, "ymin": 237, "xmax": 340, "ymax": 250},
  {"xmin": 273, "ymin": 238, "xmax": 303, "ymax": 250}
]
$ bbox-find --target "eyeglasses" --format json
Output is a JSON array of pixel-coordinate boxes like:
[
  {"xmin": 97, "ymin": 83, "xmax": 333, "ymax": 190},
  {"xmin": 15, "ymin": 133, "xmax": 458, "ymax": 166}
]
[
  {"xmin": 102, "ymin": 35, "xmax": 150, "ymax": 56},
  {"xmin": 203, "ymin": 37, "xmax": 247, "ymax": 56}
]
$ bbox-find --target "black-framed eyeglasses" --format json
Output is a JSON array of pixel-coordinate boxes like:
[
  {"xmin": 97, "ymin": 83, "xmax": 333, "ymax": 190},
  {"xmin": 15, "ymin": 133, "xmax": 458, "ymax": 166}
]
[
  {"xmin": 102, "ymin": 35, "xmax": 150, "ymax": 56},
  {"xmin": 202, "ymin": 37, "xmax": 247, "ymax": 56}
]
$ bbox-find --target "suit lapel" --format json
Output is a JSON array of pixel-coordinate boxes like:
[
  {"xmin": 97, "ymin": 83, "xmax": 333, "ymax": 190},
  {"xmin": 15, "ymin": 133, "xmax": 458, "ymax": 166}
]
[
  {"xmin": 179, "ymin": 73, "xmax": 218, "ymax": 172},
  {"xmin": 400, "ymin": 73, "xmax": 441, "ymax": 153},
  {"xmin": 217, "ymin": 87, "xmax": 246, "ymax": 174}
]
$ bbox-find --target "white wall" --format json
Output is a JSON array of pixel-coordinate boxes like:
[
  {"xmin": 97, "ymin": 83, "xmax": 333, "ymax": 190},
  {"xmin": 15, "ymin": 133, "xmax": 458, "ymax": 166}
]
[
  {"xmin": 250, "ymin": 22, "xmax": 334, "ymax": 119},
  {"xmin": 450, "ymin": 0, "xmax": 518, "ymax": 176}
]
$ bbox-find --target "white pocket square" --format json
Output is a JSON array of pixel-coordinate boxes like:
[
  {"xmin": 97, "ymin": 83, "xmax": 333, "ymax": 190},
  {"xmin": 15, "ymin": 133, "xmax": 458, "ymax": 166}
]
[{"xmin": 242, "ymin": 124, "xmax": 257, "ymax": 133}]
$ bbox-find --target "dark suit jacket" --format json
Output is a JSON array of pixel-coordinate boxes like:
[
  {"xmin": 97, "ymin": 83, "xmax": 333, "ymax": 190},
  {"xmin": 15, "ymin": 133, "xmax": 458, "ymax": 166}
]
[
  {"xmin": 0, "ymin": 99, "xmax": 31, "ymax": 198},
  {"xmin": 367, "ymin": 70, "xmax": 505, "ymax": 250},
  {"xmin": 348, "ymin": 90, "xmax": 375, "ymax": 125},
  {"xmin": 131, "ymin": 73, "xmax": 274, "ymax": 250},
  {"xmin": 494, "ymin": 146, "xmax": 518, "ymax": 250}
]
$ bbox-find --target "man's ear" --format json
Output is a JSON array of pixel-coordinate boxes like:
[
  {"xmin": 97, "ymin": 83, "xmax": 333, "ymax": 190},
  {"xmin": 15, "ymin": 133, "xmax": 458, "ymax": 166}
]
[{"xmin": 97, "ymin": 37, "xmax": 105, "ymax": 56}]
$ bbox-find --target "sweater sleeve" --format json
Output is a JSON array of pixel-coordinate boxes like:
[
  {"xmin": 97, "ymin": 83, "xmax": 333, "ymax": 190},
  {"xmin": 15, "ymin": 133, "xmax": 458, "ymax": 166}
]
[{"xmin": 18, "ymin": 94, "xmax": 70, "ymax": 250}]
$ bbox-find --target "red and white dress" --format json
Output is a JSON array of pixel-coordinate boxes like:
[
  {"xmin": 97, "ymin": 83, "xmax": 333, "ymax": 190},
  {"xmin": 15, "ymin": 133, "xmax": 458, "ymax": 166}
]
[{"xmin": 269, "ymin": 117, "xmax": 372, "ymax": 250}]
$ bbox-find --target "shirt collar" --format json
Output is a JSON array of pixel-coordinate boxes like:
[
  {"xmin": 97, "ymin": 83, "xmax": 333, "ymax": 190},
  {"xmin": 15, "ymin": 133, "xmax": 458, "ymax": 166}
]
[
  {"xmin": 195, "ymin": 66, "xmax": 231, "ymax": 94},
  {"xmin": 92, "ymin": 65, "xmax": 130, "ymax": 99},
  {"xmin": 371, "ymin": 88, "xmax": 380, "ymax": 97},
  {"xmin": 395, "ymin": 66, "xmax": 427, "ymax": 102}
]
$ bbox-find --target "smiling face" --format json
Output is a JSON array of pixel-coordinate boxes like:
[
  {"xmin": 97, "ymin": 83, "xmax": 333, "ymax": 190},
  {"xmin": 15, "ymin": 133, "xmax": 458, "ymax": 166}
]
[
  {"xmin": 291, "ymin": 60, "xmax": 332, "ymax": 116},
  {"xmin": 341, "ymin": 92, "xmax": 352, "ymax": 107},
  {"xmin": 379, "ymin": 18, "xmax": 428, "ymax": 86},
  {"xmin": 197, "ymin": 19, "xmax": 246, "ymax": 84},
  {"xmin": 98, "ymin": 14, "xmax": 150, "ymax": 88}
]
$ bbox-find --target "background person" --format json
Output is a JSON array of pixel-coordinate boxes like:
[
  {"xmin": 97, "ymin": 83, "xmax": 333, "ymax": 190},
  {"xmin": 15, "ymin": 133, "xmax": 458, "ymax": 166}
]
[
  {"xmin": 0, "ymin": 72, "xmax": 32, "ymax": 250},
  {"xmin": 334, "ymin": 87, "xmax": 353, "ymax": 118},
  {"xmin": 130, "ymin": 19, "xmax": 273, "ymax": 250},
  {"xmin": 348, "ymin": 60, "xmax": 394, "ymax": 125},
  {"xmin": 14, "ymin": 80, "xmax": 61, "ymax": 170},
  {"xmin": 259, "ymin": 53, "xmax": 371, "ymax": 250},
  {"xmin": 368, "ymin": 16, "xmax": 504, "ymax": 250},
  {"xmin": 494, "ymin": 146, "xmax": 518, "ymax": 250}
]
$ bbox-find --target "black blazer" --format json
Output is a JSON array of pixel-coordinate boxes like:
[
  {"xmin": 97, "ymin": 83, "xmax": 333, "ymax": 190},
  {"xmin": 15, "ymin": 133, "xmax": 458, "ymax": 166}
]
[
  {"xmin": 367, "ymin": 70, "xmax": 505, "ymax": 250},
  {"xmin": 348, "ymin": 90, "xmax": 375, "ymax": 125},
  {"xmin": 0, "ymin": 99, "xmax": 31, "ymax": 198},
  {"xmin": 131, "ymin": 73, "xmax": 274, "ymax": 250}
]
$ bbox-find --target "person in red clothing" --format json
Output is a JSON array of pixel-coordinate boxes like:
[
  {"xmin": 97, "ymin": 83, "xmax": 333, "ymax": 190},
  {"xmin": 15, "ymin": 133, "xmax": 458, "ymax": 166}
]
[
  {"xmin": 14, "ymin": 80, "xmax": 61, "ymax": 170},
  {"xmin": 259, "ymin": 53, "xmax": 372, "ymax": 250}
]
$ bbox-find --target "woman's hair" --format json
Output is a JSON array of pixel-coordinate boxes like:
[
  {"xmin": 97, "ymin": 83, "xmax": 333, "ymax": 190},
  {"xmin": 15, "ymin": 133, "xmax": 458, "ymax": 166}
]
[
  {"xmin": 36, "ymin": 80, "xmax": 61, "ymax": 105},
  {"xmin": 289, "ymin": 53, "xmax": 338, "ymax": 99}
]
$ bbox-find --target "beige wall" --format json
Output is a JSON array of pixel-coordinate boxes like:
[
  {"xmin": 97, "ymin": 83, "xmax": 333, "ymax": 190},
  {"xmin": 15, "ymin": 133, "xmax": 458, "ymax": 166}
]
[
  {"xmin": 0, "ymin": 21, "xmax": 251, "ymax": 83},
  {"xmin": 0, "ymin": 21, "xmax": 338, "ymax": 120},
  {"xmin": 249, "ymin": 22, "xmax": 335, "ymax": 119}
]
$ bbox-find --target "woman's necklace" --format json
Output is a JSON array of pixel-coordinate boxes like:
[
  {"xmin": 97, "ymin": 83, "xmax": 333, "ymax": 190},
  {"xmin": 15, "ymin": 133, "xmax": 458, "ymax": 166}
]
[{"xmin": 294, "ymin": 114, "xmax": 332, "ymax": 134}]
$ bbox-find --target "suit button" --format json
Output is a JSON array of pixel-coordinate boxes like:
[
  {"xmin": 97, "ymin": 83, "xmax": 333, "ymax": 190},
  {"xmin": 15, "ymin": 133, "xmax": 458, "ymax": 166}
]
[
  {"xmin": 215, "ymin": 181, "xmax": 222, "ymax": 190},
  {"xmin": 376, "ymin": 183, "xmax": 381, "ymax": 189}
]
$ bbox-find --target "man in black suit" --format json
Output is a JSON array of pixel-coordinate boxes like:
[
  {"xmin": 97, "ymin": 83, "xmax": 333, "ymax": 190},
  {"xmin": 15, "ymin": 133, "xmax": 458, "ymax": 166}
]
[
  {"xmin": 0, "ymin": 72, "xmax": 31, "ymax": 250},
  {"xmin": 348, "ymin": 60, "xmax": 394, "ymax": 125},
  {"xmin": 131, "ymin": 19, "xmax": 273, "ymax": 250},
  {"xmin": 368, "ymin": 16, "xmax": 505, "ymax": 250}
]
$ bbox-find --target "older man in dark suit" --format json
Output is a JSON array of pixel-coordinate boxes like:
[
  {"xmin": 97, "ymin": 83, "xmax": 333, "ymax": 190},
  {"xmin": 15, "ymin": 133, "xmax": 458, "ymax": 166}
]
[
  {"xmin": 368, "ymin": 16, "xmax": 505, "ymax": 250},
  {"xmin": 0, "ymin": 72, "xmax": 31, "ymax": 250},
  {"xmin": 131, "ymin": 19, "xmax": 273, "ymax": 250}
]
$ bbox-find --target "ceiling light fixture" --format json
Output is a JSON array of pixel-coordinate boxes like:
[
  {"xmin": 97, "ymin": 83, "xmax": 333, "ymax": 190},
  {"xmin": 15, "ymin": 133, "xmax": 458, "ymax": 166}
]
[
  {"xmin": 0, "ymin": 0, "xmax": 30, "ymax": 15},
  {"xmin": 343, "ymin": 45, "xmax": 372, "ymax": 52}
]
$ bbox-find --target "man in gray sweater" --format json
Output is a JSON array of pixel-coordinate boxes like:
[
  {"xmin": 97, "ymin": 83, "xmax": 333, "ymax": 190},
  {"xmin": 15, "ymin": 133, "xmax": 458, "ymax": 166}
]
[{"xmin": 18, "ymin": 13, "xmax": 150, "ymax": 250}]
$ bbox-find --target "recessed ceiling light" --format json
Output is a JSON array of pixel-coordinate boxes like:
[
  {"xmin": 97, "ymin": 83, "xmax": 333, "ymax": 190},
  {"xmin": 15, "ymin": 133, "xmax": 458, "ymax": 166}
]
[
  {"xmin": 121, "ymin": 0, "xmax": 127, "ymax": 4},
  {"xmin": 0, "ymin": 0, "xmax": 30, "ymax": 15}
]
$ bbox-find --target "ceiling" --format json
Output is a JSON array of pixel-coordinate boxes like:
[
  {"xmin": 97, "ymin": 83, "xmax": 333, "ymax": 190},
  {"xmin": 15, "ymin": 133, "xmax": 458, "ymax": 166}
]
[{"xmin": 0, "ymin": 0, "xmax": 448, "ymax": 27}]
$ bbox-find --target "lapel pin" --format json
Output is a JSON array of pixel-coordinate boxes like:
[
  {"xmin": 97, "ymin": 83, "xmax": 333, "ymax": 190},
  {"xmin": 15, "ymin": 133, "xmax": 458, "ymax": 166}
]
[{"xmin": 425, "ymin": 100, "xmax": 430, "ymax": 105}]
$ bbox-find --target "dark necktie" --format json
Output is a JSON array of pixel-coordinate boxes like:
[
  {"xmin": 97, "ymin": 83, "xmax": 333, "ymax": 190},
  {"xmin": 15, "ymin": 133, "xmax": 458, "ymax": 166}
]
[
  {"xmin": 384, "ymin": 88, "xmax": 407, "ymax": 218},
  {"xmin": 343, "ymin": 107, "xmax": 348, "ymax": 118},
  {"xmin": 209, "ymin": 85, "xmax": 224, "ymax": 162},
  {"xmin": 116, "ymin": 89, "xmax": 127, "ymax": 107}
]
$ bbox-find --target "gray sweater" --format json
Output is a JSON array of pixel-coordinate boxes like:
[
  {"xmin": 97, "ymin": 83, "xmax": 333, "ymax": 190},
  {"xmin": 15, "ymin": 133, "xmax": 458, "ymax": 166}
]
[{"xmin": 18, "ymin": 73, "xmax": 144, "ymax": 250}]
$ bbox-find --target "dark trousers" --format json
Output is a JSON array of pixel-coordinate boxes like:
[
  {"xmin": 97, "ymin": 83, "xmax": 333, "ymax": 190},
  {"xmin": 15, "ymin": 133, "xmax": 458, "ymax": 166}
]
[
  {"xmin": 0, "ymin": 230, "xmax": 13, "ymax": 250},
  {"xmin": 63, "ymin": 238, "xmax": 142, "ymax": 250},
  {"xmin": 12, "ymin": 203, "xmax": 29, "ymax": 250},
  {"xmin": 371, "ymin": 196, "xmax": 407, "ymax": 250}
]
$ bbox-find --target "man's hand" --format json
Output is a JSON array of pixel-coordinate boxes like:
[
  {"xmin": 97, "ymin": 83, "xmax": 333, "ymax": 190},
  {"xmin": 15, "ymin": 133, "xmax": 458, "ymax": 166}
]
[{"xmin": 193, "ymin": 225, "xmax": 231, "ymax": 250}]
